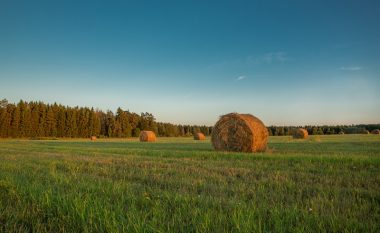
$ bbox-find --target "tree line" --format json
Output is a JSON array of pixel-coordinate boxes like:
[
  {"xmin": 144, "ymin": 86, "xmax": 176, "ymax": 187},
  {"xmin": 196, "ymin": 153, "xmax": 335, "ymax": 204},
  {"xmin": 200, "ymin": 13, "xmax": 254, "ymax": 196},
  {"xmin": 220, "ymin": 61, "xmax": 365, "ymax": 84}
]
[
  {"xmin": 0, "ymin": 99, "xmax": 211, "ymax": 138},
  {"xmin": 267, "ymin": 124, "xmax": 379, "ymax": 136},
  {"xmin": 0, "ymin": 99, "xmax": 378, "ymax": 138}
]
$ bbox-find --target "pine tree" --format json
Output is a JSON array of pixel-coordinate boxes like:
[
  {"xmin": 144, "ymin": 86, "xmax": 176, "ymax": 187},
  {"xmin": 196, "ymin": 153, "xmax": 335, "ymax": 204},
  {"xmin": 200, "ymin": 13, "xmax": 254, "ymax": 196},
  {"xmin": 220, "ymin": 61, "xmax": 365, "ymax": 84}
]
[
  {"xmin": 116, "ymin": 108, "xmax": 131, "ymax": 137},
  {"xmin": 56, "ymin": 107, "xmax": 66, "ymax": 137},
  {"xmin": 37, "ymin": 102, "xmax": 46, "ymax": 137},
  {"xmin": 90, "ymin": 109, "xmax": 101, "ymax": 137},
  {"xmin": 10, "ymin": 104, "xmax": 20, "ymax": 137},
  {"xmin": 18, "ymin": 101, "xmax": 32, "ymax": 137},
  {"xmin": 66, "ymin": 109, "xmax": 78, "ymax": 138},
  {"xmin": 45, "ymin": 106, "xmax": 56, "ymax": 137},
  {"xmin": 105, "ymin": 111, "xmax": 114, "ymax": 137},
  {"xmin": 0, "ymin": 104, "xmax": 13, "ymax": 137}
]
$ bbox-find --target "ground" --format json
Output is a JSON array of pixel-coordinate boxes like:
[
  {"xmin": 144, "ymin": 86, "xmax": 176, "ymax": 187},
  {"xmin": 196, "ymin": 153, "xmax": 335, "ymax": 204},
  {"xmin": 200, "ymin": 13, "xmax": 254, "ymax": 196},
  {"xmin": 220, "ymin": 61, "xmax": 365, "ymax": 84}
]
[{"xmin": 0, "ymin": 135, "xmax": 379, "ymax": 232}]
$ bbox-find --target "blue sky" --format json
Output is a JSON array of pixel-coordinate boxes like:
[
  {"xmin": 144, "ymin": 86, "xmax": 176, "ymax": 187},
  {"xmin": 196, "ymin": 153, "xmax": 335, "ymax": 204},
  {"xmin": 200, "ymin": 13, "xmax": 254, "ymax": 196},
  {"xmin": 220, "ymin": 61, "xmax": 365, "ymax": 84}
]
[{"xmin": 0, "ymin": 0, "xmax": 379, "ymax": 125}]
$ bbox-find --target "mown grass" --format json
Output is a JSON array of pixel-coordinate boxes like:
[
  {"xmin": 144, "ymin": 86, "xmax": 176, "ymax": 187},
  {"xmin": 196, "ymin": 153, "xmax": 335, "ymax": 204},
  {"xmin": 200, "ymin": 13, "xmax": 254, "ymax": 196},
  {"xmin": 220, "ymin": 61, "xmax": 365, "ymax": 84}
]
[{"xmin": 0, "ymin": 135, "xmax": 379, "ymax": 232}]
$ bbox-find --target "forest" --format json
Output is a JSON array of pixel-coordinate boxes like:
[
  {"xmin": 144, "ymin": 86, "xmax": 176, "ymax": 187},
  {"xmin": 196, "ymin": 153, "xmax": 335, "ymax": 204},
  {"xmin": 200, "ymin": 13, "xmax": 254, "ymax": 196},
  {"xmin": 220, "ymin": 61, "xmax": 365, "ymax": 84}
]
[{"xmin": 0, "ymin": 99, "xmax": 378, "ymax": 138}]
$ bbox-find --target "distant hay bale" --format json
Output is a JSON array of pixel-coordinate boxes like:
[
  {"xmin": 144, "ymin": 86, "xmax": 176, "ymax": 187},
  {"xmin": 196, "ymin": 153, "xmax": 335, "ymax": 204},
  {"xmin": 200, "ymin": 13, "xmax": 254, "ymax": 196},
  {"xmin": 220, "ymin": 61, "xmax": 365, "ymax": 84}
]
[
  {"xmin": 90, "ymin": 136, "xmax": 97, "ymax": 141},
  {"xmin": 293, "ymin": 128, "xmax": 308, "ymax": 139},
  {"xmin": 211, "ymin": 113, "xmax": 268, "ymax": 153},
  {"xmin": 139, "ymin": 131, "xmax": 156, "ymax": 142},
  {"xmin": 371, "ymin": 129, "xmax": 380, "ymax": 135},
  {"xmin": 194, "ymin": 132, "xmax": 206, "ymax": 140},
  {"xmin": 364, "ymin": 130, "xmax": 370, "ymax": 134}
]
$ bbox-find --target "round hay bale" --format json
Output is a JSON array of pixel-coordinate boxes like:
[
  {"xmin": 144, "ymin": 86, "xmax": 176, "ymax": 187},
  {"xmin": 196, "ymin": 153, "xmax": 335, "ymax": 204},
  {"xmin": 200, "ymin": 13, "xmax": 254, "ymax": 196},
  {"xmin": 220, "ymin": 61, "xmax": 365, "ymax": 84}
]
[
  {"xmin": 90, "ymin": 136, "xmax": 97, "ymax": 141},
  {"xmin": 371, "ymin": 129, "xmax": 380, "ymax": 134},
  {"xmin": 211, "ymin": 113, "xmax": 268, "ymax": 153},
  {"xmin": 139, "ymin": 131, "xmax": 156, "ymax": 142},
  {"xmin": 293, "ymin": 128, "xmax": 308, "ymax": 139},
  {"xmin": 194, "ymin": 132, "xmax": 206, "ymax": 140}
]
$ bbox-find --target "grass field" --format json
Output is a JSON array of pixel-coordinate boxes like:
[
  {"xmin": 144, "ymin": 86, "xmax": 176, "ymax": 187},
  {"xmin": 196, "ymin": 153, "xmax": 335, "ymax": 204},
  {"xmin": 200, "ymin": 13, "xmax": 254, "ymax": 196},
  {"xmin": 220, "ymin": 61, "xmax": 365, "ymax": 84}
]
[{"xmin": 0, "ymin": 135, "xmax": 379, "ymax": 232}]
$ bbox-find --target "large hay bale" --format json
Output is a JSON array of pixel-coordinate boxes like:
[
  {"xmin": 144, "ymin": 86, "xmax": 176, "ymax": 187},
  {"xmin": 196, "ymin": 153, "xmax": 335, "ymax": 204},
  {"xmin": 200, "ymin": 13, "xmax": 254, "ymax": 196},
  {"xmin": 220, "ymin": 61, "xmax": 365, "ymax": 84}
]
[
  {"xmin": 194, "ymin": 132, "xmax": 206, "ymax": 140},
  {"xmin": 90, "ymin": 136, "xmax": 97, "ymax": 141},
  {"xmin": 293, "ymin": 128, "xmax": 308, "ymax": 139},
  {"xmin": 211, "ymin": 113, "xmax": 268, "ymax": 153},
  {"xmin": 371, "ymin": 129, "xmax": 380, "ymax": 134},
  {"xmin": 139, "ymin": 131, "xmax": 156, "ymax": 142}
]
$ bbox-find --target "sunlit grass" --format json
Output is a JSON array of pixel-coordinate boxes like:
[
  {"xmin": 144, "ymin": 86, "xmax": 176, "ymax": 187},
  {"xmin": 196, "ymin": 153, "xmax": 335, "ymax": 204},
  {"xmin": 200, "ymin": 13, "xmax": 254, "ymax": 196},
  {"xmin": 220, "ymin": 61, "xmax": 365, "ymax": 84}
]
[{"xmin": 0, "ymin": 135, "xmax": 379, "ymax": 232}]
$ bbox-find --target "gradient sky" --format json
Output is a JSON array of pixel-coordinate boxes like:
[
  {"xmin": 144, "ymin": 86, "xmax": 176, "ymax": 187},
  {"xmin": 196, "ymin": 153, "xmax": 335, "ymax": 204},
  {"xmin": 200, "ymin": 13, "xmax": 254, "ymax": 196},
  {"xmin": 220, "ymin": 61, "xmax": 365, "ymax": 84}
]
[{"xmin": 1, "ymin": 0, "xmax": 379, "ymax": 126}]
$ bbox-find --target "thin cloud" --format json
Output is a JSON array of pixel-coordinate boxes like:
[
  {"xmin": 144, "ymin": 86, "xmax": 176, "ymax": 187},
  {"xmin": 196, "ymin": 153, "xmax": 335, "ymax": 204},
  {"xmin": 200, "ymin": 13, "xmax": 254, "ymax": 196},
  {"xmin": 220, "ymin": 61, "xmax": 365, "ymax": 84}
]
[
  {"xmin": 262, "ymin": 52, "xmax": 289, "ymax": 64},
  {"xmin": 235, "ymin": 75, "xmax": 246, "ymax": 81},
  {"xmin": 206, "ymin": 52, "xmax": 290, "ymax": 70},
  {"xmin": 339, "ymin": 66, "xmax": 362, "ymax": 71}
]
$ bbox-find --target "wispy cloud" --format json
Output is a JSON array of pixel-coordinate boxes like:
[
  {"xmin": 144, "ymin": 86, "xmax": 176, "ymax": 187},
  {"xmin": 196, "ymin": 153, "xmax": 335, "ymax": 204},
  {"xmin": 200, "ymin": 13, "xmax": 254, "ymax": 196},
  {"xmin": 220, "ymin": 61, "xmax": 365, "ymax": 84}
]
[
  {"xmin": 339, "ymin": 66, "xmax": 362, "ymax": 71},
  {"xmin": 235, "ymin": 75, "xmax": 246, "ymax": 81},
  {"xmin": 206, "ymin": 52, "xmax": 290, "ymax": 70},
  {"xmin": 262, "ymin": 52, "xmax": 289, "ymax": 64}
]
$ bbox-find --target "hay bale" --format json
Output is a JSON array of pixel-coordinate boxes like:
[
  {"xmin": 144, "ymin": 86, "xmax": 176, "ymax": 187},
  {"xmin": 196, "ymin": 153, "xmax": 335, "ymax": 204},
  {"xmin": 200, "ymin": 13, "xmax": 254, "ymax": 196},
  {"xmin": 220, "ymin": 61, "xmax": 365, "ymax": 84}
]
[
  {"xmin": 90, "ymin": 136, "xmax": 97, "ymax": 141},
  {"xmin": 211, "ymin": 113, "xmax": 268, "ymax": 153},
  {"xmin": 194, "ymin": 132, "xmax": 206, "ymax": 140},
  {"xmin": 371, "ymin": 129, "xmax": 380, "ymax": 134},
  {"xmin": 293, "ymin": 128, "xmax": 308, "ymax": 139},
  {"xmin": 139, "ymin": 131, "xmax": 156, "ymax": 142}
]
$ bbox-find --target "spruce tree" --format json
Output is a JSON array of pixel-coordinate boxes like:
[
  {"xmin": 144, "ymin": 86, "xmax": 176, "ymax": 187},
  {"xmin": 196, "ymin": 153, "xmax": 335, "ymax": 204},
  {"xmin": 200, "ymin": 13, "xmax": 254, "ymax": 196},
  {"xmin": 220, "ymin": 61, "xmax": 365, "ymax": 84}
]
[{"xmin": 10, "ymin": 104, "xmax": 20, "ymax": 137}]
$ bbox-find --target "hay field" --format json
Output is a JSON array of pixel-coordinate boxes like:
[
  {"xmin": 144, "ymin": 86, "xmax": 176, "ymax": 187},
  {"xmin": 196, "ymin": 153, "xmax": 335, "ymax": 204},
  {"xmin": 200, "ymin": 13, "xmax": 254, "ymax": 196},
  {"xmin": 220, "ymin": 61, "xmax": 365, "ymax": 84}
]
[{"xmin": 0, "ymin": 135, "xmax": 379, "ymax": 232}]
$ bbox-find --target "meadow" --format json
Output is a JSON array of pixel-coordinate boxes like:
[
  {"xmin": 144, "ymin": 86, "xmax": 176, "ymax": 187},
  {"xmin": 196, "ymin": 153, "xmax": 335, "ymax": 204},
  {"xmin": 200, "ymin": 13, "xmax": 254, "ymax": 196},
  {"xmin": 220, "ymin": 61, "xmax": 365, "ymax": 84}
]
[{"xmin": 0, "ymin": 135, "xmax": 379, "ymax": 233}]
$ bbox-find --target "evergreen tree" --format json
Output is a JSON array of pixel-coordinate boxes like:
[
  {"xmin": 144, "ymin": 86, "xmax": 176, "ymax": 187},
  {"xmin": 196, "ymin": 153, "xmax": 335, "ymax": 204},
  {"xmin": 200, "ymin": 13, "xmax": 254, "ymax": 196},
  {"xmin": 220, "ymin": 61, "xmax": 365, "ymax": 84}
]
[
  {"xmin": 66, "ymin": 109, "xmax": 78, "ymax": 138},
  {"xmin": 56, "ymin": 107, "xmax": 66, "ymax": 137},
  {"xmin": 105, "ymin": 111, "xmax": 115, "ymax": 137},
  {"xmin": 10, "ymin": 104, "xmax": 20, "ymax": 137},
  {"xmin": 30, "ymin": 103, "xmax": 39, "ymax": 137},
  {"xmin": 37, "ymin": 102, "xmax": 46, "ymax": 137},
  {"xmin": 18, "ymin": 101, "xmax": 31, "ymax": 137},
  {"xmin": 0, "ymin": 104, "xmax": 13, "ymax": 137},
  {"xmin": 91, "ymin": 110, "xmax": 101, "ymax": 136},
  {"xmin": 45, "ymin": 106, "xmax": 56, "ymax": 137}
]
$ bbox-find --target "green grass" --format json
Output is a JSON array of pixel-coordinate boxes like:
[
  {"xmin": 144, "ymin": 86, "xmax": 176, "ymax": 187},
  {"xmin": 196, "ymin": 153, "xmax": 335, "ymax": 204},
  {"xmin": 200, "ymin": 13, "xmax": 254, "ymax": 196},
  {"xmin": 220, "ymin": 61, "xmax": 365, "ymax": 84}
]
[{"xmin": 0, "ymin": 135, "xmax": 379, "ymax": 232}]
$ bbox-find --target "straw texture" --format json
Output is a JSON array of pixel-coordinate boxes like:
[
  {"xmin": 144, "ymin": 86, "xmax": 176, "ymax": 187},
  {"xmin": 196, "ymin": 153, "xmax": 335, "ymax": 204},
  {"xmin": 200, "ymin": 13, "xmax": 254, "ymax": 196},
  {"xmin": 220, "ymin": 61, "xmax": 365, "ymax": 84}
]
[{"xmin": 211, "ymin": 113, "xmax": 268, "ymax": 153}]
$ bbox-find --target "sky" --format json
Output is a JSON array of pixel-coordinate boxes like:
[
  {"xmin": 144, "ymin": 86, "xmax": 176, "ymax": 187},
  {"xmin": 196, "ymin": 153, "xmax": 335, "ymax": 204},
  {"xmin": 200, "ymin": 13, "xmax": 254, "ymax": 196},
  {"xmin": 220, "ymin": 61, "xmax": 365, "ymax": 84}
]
[{"xmin": 0, "ymin": 0, "xmax": 379, "ymax": 126}]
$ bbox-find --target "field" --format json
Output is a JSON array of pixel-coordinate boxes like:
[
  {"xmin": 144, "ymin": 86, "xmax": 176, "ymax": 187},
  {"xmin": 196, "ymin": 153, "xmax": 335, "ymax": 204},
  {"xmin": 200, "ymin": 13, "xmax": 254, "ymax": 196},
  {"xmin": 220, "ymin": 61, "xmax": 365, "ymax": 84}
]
[{"xmin": 0, "ymin": 135, "xmax": 379, "ymax": 232}]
